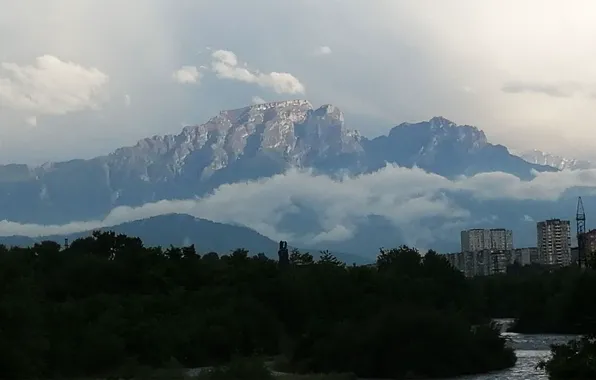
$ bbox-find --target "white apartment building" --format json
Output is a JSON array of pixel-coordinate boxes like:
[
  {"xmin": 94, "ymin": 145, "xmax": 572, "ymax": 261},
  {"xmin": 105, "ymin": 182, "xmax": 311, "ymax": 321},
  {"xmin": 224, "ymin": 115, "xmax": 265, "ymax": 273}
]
[
  {"xmin": 460, "ymin": 228, "xmax": 514, "ymax": 252},
  {"xmin": 537, "ymin": 219, "xmax": 572, "ymax": 266}
]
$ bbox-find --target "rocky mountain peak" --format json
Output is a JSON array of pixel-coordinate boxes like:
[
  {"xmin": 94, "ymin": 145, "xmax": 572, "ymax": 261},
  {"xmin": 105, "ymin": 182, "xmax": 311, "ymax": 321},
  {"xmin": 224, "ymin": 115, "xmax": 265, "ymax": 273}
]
[
  {"xmin": 387, "ymin": 117, "xmax": 488, "ymax": 153},
  {"xmin": 102, "ymin": 101, "xmax": 364, "ymax": 184},
  {"xmin": 429, "ymin": 116, "xmax": 457, "ymax": 129}
]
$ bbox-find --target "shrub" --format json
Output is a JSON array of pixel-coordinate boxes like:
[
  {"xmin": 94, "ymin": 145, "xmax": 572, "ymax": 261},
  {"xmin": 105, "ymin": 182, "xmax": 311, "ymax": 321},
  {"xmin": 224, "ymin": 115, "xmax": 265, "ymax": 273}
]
[{"xmin": 196, "ymin": 357, "xmax": 274, "ymax": 380}]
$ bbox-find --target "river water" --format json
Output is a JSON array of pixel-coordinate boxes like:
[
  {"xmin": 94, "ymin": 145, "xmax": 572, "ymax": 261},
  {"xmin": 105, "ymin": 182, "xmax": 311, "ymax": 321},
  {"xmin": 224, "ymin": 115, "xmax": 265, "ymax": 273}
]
[
  {"xmin": 188, "ymin": 321, "xmax": 578, "ymax": 379},
  {"xmin": 443, "ymin": 319, "xmax": 578, "ymax": 380}
]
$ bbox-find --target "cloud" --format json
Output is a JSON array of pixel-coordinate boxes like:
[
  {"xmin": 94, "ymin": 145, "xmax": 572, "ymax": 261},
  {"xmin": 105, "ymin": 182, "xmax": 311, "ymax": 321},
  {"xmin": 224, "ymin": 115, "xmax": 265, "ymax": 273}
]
[
  {"xmin": 501, "ymin": 81, "xmax": 586, "ymax": 98},
  {"xmin": 462, "ymin": 86, "xmax": 475, "ymax": 94},
  {"xmin": 124, "ymin": 94, "xmax": 131, "ymax": 107},
  {"xmin": 25, "ymin": 116, "xmax": 37, "ymax": 126},
  {"xmin": 251, "ymin": 96, "xmax": 266, "ymax": 104},
  {"xmin": 210, "ymin": 49, "xmax": 305, "ymax": 94},
  {"xmin": 3, "ymin": 164, "xmax": 596, "ymax": 249},
  {"xmin": 0, "ymin": 55, "xmax": 108, "ymax": 115},
  {"xmin": 314, "ymin": 46, "xmax": 332, "ymax": 55},
  {"xmin": 6, "ymin": 1, "xmax": 596, "ymax": 164},
  {"xmin": 172, "ymin": 65, "xmax": 201, "ymax": 84}
]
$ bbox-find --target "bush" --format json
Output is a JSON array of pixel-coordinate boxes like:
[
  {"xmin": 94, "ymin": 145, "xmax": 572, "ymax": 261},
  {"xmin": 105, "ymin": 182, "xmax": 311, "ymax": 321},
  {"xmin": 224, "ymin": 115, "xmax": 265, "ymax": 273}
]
[
  {"xmin": 280, "ymin": 374, "xmax": 357, "ymax": 380},
  {"xmin": 196, "ymin": 357, "xmax": 274, "ymax": 380},
  {"xmin": 537, "ymin": 336, "xmax": 596, "ymax": 380}
]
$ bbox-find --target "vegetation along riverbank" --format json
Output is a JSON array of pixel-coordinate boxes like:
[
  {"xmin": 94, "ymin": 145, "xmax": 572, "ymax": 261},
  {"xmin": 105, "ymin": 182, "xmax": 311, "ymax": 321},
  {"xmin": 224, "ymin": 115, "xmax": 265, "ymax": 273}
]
[{"xmin": 3, "ymin": 231, "xmax": 596, "ymax": 379}]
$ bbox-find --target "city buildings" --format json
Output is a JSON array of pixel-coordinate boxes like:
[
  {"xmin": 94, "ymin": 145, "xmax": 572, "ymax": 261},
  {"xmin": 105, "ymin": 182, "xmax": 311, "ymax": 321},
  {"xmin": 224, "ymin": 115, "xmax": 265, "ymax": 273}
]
[
  {"xmin": 537, "ymin": 219, "xmax": 572, "ymax": 266},
  {"xmin": 574, "ymin": 228, "xmax": 596, "ymax": 265},
  {"xmin": 445, "ymin": 247, "xmax": 539, "ymax": 277},
  {"xmin": 583, "ymin": 229, "xmax": 596, "ymax": 258},
  {"xmin": 512, "ymin": 247, "xmax": 539, "ymax": 266},
  {"xmin": 448, "ymin": 218, "xmax": 579, "ymax": 277},
  {"xmin": 460, "ymin": 228, "xmax": 514, "ymax": 252},
  {"xmin": 571, "ymin": 247, "xmax": 579, "ymax": 265}
]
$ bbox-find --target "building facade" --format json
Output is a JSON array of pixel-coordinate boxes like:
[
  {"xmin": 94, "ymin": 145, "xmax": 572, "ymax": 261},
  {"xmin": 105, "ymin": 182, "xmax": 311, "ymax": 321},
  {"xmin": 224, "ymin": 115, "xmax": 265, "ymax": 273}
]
[
  {"xmin": 445, "ymin": 247, "xmax": 539, "ymax": 277},
  {"xmin": 537, "ymin": 219, "xmax": 572, "ymax": 266},
  {"xmin": 512, "ymin": 247, "xmax": 539, "ymax": 266},
  {"xmin": 460, "ymin": 228, "xmax": 513, "ymax": 252},
  {"xmin": 583, "ymin": 229, "xmax": 596, "ymax": 257},
  {"xmin": 571, "ymin": 247, "xmax": 579, "ymax": 265}
]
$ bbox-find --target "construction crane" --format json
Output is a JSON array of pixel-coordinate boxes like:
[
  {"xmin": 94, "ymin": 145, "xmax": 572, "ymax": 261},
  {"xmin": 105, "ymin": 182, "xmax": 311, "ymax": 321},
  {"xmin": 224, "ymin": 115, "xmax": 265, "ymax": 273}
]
[{"xmin": 577, "ymin": 196, "xmax": 587, "ymax": 268}]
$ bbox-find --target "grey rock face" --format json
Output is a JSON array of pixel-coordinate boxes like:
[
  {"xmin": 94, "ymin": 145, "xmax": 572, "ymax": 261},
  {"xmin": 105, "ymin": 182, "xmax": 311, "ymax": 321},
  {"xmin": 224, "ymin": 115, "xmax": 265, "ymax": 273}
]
[
  {"xmin": 0, "ymin": 101, "xmax": 554, "ymax": 224},
  {"xmin": 107, "ymin": 100, "xmax": 364, "ymax": 182}
]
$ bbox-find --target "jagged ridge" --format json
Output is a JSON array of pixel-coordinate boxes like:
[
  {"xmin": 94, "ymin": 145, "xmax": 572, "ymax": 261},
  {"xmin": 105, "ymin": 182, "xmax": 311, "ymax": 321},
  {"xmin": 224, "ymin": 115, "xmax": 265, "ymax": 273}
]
[{"xmin": 0, "ymin": 101, "xmax": 556, "ymax": 225}]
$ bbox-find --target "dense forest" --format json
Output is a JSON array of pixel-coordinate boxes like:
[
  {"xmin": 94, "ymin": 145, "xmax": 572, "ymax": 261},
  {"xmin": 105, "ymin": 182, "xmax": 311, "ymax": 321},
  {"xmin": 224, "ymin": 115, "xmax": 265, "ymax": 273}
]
[
  {"xmin": 1, "ymin": 231, "xmax": 595, "ymax": 379},
  {"xmin": 474, "ymin": 263, "xmax": 596, "ymax": 379},
  {"xmin": 474, "ymin": 263, "xmax": 596, "ymax": 335},
  {"xmin": 0, "ymin": 231, "xmax": 515, "ymax": 379}
]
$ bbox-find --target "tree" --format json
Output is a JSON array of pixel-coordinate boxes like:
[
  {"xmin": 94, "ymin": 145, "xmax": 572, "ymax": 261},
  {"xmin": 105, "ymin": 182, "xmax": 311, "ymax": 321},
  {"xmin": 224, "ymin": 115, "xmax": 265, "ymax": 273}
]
[
  {"xmin": 0, "ymin": 232, "xmax": 521, "ymax": 379},
  {"xmin": 376, "ymin": 245, "xmax": 421, "ymax": 273},
  {"xmin": 538, "ymin": 336, "xmax": 596, "ymax": 379},
  {"xmin": 317, "ymin": 250, "xmax": 344, "ymax": 267},
  {"xmin": 289, "ymin": 249, "xmax": 314, "ymax": 266}
]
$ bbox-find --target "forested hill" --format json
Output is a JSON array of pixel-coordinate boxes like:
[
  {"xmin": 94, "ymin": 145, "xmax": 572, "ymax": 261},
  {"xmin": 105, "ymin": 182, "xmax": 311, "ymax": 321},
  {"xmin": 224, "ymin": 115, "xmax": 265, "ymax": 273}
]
[
  {"xmin": 0, "ymin": 214, "xmax": 277, "ymax": 255},
  {"xmin": 0, "ymin": 213, "xmax": 370, "ymax": 264}
]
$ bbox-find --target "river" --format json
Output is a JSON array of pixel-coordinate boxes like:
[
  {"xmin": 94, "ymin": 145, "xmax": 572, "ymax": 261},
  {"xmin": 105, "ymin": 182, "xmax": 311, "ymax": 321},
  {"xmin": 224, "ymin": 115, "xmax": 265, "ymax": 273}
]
[
  {"xmin": 443, "ymin": 319, "xmax": 577, "ymax": 380},
  {"xmin": 188, "ymin": 321, "xmax": 578, "ymax": 379}
]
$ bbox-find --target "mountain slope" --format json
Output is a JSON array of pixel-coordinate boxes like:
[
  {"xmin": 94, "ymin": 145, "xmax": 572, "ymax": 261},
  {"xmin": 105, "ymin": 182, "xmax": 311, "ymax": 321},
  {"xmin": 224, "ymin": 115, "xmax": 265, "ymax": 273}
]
[
  {"xmin": 0, "ymin": 214, "xmax": 278, "ymax": 255},
  {"xmin": 0, "ymin": 214, "xmax": 370, "ymax": 264},
  {"xmin": 0, "ymin": 101, "xmax": 557, "ymax": 228}
]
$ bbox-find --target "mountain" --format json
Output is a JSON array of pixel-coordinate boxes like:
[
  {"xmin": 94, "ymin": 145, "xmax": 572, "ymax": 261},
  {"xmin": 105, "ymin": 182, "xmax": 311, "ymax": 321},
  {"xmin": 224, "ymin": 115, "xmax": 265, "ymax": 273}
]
[
  {"xmin": 0, "ymin": 214, "xmax": 278, "ymax": 254},
  {"xmin": 0, "ymin": 101, "xmax": 554, "ymax": 226},
  {"xmin": 519, "ymin": 149, "xmax": 594, "ymax": 170},
  {"xmin": 0, "ymin": 100, "xmax": 365, "ymax": 224},
  {"xmin": 364, "ymin": 117, "xmax": 555, "ymax": 179},
  {"xmin": 0, "ymin": 214, "xmax": 370, "ymax": 264}
]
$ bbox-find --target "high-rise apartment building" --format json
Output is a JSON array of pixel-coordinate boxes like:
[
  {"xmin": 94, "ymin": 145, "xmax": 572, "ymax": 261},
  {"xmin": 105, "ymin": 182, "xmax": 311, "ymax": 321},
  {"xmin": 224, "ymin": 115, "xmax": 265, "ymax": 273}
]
[
  {"xmin": 576, "ymin": 228, "xmax": 596, "ymax": 265},
  {"xmin": 537, "ymin": 219, "xmax": 572, "ymax": 266},
  {"xmin": 460, "ymin": 228, "xmax": 513, "ymax": 252}
]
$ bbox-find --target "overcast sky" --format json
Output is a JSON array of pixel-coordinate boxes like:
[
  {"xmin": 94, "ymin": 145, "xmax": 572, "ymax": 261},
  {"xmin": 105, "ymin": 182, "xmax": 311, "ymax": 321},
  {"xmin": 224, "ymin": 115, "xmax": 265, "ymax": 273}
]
[{"xmin": 1, "ymin": 0, "xmax": 596, "ymax": 164}]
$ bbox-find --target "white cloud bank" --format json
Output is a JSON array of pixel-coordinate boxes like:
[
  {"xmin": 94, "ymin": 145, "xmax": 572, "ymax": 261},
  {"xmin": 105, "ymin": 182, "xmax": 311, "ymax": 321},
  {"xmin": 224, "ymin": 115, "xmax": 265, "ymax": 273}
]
[
  {"xmin": 1, "ymin": 165, "xmax": 596, "ymax": 248},
  {"xmin": 0, "ymin": 55, "xmax": 108, "ymax": 115},
  {"xmin": 210, "ymin": 50, "xmax": 305, "ymax": 94},
  {"xmin": 172, "ymin": 65, "xmax": 201, "ymax": 84}
]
